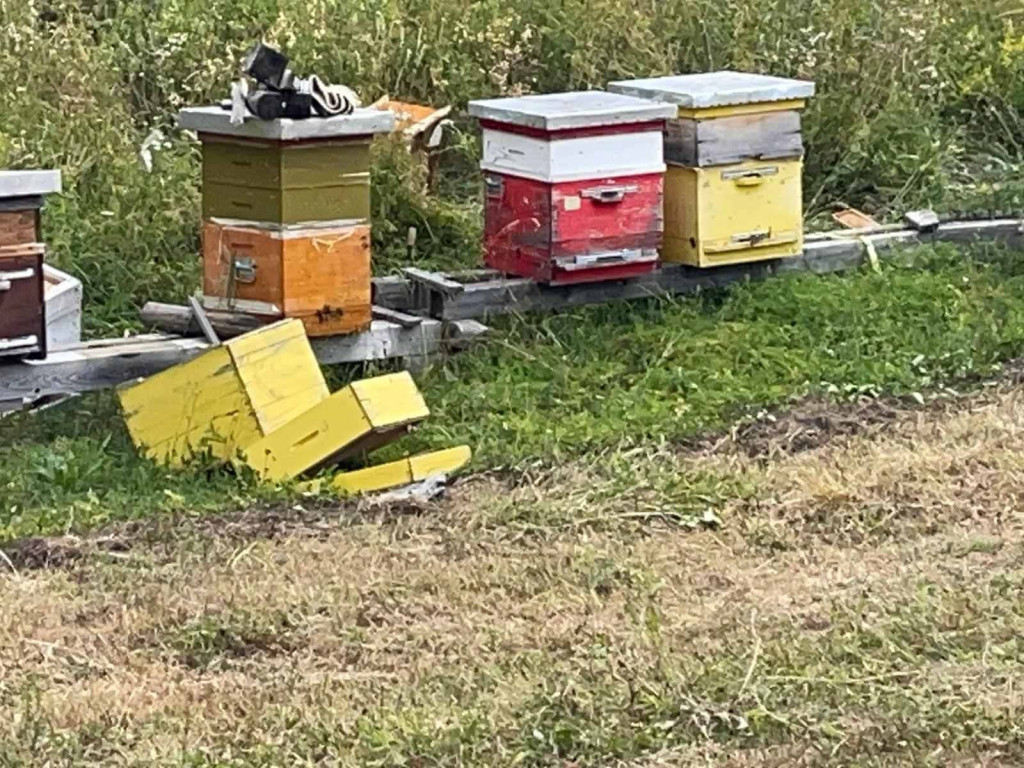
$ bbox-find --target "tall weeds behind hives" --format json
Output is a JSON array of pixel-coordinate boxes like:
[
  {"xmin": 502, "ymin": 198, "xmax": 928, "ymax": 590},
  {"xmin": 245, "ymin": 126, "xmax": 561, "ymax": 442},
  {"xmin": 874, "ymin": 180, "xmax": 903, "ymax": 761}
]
[{"xmin": 0, "ymin": 0, "xmax": 1021, "ymax": 333}]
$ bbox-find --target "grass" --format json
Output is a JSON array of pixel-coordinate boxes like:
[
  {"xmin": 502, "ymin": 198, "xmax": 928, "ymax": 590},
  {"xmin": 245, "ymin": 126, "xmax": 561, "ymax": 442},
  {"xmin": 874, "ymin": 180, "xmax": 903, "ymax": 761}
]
[
  {"xmin": 4, "ymin": 242, "xmax": 1024, "ymax": 540},
  {"xmin": 2, "ymin": 3, "xmax": 1024, "ymax": 761},
  {"xmin": 2, "ymin": 383, "xmax": 1024, "ymax": 765}
]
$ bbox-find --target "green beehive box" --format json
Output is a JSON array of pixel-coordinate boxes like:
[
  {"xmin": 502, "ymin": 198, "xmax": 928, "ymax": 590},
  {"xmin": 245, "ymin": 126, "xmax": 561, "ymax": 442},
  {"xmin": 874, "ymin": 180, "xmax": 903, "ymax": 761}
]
[
  {"xmin": 201, "ymin": 137, "xmax": 372, "ymax": 224},
  {"xmin": 179, "ymin": 106, "xmax": 395, "ymax": 226}
]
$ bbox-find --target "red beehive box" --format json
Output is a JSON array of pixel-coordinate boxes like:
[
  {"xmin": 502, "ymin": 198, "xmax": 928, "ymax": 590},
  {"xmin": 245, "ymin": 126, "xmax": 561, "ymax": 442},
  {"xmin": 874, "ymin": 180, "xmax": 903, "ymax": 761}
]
[{"xmin": 469, "ymin": 91, "xmax": 675, "ymax": 285}]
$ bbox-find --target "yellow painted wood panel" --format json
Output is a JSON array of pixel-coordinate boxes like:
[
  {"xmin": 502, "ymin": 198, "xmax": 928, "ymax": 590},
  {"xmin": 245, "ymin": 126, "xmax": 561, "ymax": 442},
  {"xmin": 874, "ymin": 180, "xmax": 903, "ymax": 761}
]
[
  {"xmin": 225, "ymin": 319, "xmax": 328, "ymax": 435},
  {"xmin": 117, "ymin": 346, "xmax": 263, "ymax": 467},
  {"xmin": 240, "ymin": 371, "xmax": 431, "ymax": 482},
  {"xmin": 408, "ymin": 445, "xmax": 472, "ymax": 478},
  {"xmin": 350, "ymin": 372, "xmax": 430, "ymax": 429},
  {"xmin": 675, "ymin": 99, "xmax": 806, "ymax": 120},
  {"xmin": 663, "ymin": 160, "xmax": 803, "ymax": 267},
  {"xmin": 328, "ymin": 446, "xmax": 472, "ymax": 496},
  {"xmin": 240, "ymin": 387, "xmax": 373, "ymax": 482}
]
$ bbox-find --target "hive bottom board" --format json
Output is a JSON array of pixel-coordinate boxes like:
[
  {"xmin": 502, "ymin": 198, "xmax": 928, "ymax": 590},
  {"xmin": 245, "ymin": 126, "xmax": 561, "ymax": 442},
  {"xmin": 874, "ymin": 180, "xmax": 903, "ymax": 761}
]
[{"xmin": 484, "ymin": 241, "xmax": 660, "ymax": 285}]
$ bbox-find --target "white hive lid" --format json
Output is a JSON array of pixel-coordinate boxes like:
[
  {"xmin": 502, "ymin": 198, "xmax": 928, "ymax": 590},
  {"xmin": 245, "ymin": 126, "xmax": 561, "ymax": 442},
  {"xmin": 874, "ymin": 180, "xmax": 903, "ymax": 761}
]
[
  {"xmin": 468, "ymin": 90, "xmax": 676, "ymax": 131},
  {"xmin": 178, "ymin": 105, "xmax": 396, "ymax": 140},
  {"xmin": 607, "ymin": 71, "xmax": 815, "ymax": 109},
  {"xmin": 0, "ymin": 170, "xmax": 62, "ymax": 198}
]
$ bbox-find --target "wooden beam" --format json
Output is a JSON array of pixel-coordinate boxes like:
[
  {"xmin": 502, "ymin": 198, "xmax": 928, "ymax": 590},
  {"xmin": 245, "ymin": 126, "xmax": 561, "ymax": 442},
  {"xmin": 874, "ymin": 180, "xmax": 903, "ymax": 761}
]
[
  {"xmin": 0, "ymin": 320, "xmax": 490, "ymax": 400},
  {"xmin": 141, "ymin": 301, "xmax": 266, "ymax": 338},
  {"xmin": 371, "ymin": 304, "xmax": 423, "ymax": 328},
  {"xmin": 373, "ymin": 219, "xmax": 1023, "ymax": 320},
  {"xmin": 0, "ymin": 335, "xmax": 209, "ymax": 400}
]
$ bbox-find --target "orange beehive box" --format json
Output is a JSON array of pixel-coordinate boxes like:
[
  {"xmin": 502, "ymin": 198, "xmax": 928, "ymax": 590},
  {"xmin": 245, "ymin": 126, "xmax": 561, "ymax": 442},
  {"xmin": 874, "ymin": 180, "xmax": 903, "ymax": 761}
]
[{"xmin": 202, "ymin": 220, "xmax": 371, "ymax": 337}]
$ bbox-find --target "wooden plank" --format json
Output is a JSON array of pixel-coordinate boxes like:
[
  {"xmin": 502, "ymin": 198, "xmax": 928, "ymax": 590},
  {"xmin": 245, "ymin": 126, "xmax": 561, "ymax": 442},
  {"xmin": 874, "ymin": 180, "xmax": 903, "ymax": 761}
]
[
  {"xmin": 310, "ymin": 318, "xmax": 488, "ymax": 365},
  {"xmin": 141, "ymin": 301, "xmax": 269, "ymax": 338},
  {"xmin": 0, "ymin": 319, "xmax": 489, "ymax": 401},
  {"xmin": 375, "ymin": 219, "xmax": 1023, "ymax": 320},
  {"xmin": 403, "ymin": 267, "xmax": 465, "ymax": 295},
  {"xmin": 0, "ymin": 336, "xmax": 210, "ymax": 401},
  {"xmin": 372, "ymin": 275, "xmax": 417, "ymax": 312},
  {"xmin": 187, "ymin": 296, "xmax": 221, "ymax": 345},
  {"xmin": 372, "ymin": 304, "xmax": 423, "ymax": 328}
]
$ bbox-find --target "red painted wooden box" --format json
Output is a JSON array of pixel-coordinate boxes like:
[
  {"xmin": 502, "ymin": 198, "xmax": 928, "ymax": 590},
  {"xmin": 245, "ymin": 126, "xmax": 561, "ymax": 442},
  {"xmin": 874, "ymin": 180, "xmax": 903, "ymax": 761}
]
[{"xmin": 469, "ymin": 91, "xmax": 675, "ymax": 285}]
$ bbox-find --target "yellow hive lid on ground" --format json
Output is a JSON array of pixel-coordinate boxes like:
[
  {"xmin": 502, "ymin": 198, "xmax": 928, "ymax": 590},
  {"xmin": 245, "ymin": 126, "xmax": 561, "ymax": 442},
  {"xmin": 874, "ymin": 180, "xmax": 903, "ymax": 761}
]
[{"xmin": 608, "ymin": 71, "xmax": 814, "ymax": 116}]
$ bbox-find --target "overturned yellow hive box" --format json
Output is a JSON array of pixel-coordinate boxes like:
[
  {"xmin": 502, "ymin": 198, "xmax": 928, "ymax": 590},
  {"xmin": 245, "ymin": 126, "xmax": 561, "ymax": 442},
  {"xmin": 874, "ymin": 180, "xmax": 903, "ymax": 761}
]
[{"xmin": 118, "ymin": 319, "xmax": 429, "ymax": 480}]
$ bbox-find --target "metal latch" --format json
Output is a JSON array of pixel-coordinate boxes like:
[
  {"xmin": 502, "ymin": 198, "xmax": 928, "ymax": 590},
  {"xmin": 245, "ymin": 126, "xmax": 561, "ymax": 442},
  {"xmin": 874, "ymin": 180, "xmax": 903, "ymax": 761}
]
[
  {"xmin": 232, "ymin": 256, "xmax": 258, "ymax": 284},
  {"xmin": 484, "ymin": 175, "xmax": 504, "ymax": 198},
  {"xmin": 0, "ymin": 267, "xmax": 36, "ymax": 293},
  {"xmin": 580, "ymin": 185, "xmax": 639, "ymax": 203}
]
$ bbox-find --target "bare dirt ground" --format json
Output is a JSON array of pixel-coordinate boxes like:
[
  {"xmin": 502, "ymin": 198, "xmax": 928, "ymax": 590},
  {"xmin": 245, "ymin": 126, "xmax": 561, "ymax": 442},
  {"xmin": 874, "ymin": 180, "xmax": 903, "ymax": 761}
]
[{"xmin": 3, "ymin": 384, "xmax": 1024, "ymax": 765}]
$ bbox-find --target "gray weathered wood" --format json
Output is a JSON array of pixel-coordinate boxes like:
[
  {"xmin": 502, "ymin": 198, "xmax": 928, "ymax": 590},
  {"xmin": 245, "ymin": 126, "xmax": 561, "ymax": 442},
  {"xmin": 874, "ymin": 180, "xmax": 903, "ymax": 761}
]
[
  {"xmin": 372, "ymin": 275, "xmax": 417, "ymax": 312},
  {"xmin": 371, "ymin": 305, "xmax": 423, "ymax": 328},
  {"xmin": 141, "ymin": 301, "xmax": 266, "ymax": 338},
  {"xmin": 0, "ymin": 320, "xmax": 490, "ymax": 399},
  {"xmin": 188, "ymin": 296, "xmax": 222, "ymax": 345},
  {"xmin": 2, "ymin": 218, "xmax": 1017, "ymax": 402},
  {"xmin": 375, "ymin": 219, "xmax": 1023, "ymax": 321},
  {"xmin": 666, "ymin": 111, "xmax": 803, "ymax": 167},
  {"xmin": 311, "ymin": 318, "xmax": 488, "ymax": 365},
  {"xmin": 0, "ymin": 336, "xmax": 209, "ymax": 400},
  {"xmin": 403, "ymin": 267, "xmax": 465, "ymax": 295}
]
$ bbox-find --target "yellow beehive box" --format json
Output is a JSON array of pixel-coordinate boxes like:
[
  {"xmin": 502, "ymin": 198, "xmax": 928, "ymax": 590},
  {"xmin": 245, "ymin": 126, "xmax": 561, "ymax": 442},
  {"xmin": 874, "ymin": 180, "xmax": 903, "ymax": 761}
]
[
  {"xmin": 241, "ymin": 372, "xmax": 430, "ymax": 482},
  {"xmin": 608, "ymin": 71, "xmax": 814, "ymax": 267},
  {"xmin": 118, "ymin": 320, "xmax": 328, "ymax": 466},
  {"xmin": 663, "ymin": 159, "xmax": 804, "ymax": 267},
  {"xmin": 118, "ymin": 319, "xmax": 431, "ymax": 481}
]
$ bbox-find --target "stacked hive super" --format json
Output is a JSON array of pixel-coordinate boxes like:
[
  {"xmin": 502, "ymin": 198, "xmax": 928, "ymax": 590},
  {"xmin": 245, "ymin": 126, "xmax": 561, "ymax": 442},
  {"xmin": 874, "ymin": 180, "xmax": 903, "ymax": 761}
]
[
  {"xmin": 609, "ymin": 72, "xmax": 815, "ymax": 267},
  {"xmin": 0, "ymin": 170, "xmax": 61, "ymax": 359},
  {"xmin": 468, "ymin": 92, "xmax": 676, "ymax": 285},
  {"xmin": 178, "ymin": 106, "xmax": 395, "ymax": 336}
]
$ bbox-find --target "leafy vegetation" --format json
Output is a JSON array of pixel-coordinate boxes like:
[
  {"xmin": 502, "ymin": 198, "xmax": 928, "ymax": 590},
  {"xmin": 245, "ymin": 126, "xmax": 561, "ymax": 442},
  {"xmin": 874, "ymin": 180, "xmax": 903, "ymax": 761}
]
[{"xmin": 0, "ymin": 0, "xmax": 1022, "ymax": 333}]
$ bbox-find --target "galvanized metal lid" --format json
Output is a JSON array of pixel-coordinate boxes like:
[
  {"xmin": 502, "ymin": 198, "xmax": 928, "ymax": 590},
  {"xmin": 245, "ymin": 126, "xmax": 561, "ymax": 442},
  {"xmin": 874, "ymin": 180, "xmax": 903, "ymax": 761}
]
[
  {"xmin": 468, "ymin": 91, "xmax": 676, "ymax": 131},
  {"xmin": 178, "ymin": 106, "xmax": 396, "ymax": 140},
  {"xmin": 0, "ymin": 170, "xmax": 62, "ymax": 198},
  {"xmin": 607, "ymin": 71, "xmax": 815, "ymax": 109}
]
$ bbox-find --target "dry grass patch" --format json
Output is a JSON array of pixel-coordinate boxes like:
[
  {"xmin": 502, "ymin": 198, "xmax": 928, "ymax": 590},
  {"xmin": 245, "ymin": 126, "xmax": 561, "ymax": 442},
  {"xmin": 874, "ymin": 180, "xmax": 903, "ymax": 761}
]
[{"xmin": 3, "ymin": 387, "xmax": 1024, "ymax": 764}]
